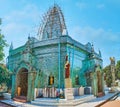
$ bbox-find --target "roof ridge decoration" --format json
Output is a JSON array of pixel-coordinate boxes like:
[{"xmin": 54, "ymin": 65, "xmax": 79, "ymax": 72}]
[{"xmin": 38, "ymin": 4, "xmax": 67, "ymax": 41}]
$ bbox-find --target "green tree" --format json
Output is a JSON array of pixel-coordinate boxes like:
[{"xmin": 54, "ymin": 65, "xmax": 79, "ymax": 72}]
[
  {"xmin": 116, "ymin": 60, "xmax": 120, "ymax": 79},
  {"xmin": 0, "ymin": 64, "xmax": 11, "ymax": 88},
  {"xmin": 103, "ymin": 65, "xmax": 112, "ymax": 87},
  {"xmin": 0, "ymin": 18, "xmax": 11, "ymax": 91},
  {"xmin": 0, "ymin": 19, "xmax": 8, "ymax": 62}
]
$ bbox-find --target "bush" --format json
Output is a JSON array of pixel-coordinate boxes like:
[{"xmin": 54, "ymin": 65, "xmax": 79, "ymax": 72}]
[{"xmin": 0, "ymin": 64, "xmax": 12, "ymax": 92}]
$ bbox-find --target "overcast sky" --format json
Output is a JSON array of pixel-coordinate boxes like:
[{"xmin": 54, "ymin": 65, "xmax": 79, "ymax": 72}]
[{"xmin": 0, "ymin": 0, "xmax": 120, "ymax": 67}]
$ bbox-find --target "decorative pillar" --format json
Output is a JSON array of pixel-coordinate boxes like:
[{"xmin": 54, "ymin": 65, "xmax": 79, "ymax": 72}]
[
  {"xmin": 92, "ymin": 65, "xmax": 105, "ymax": 97},
  {"xmin": 27, "ymin": 71, "xmax": 36, "ymax": 101},
  {"xmin": 11, "ymin": 73, "xmax": 16, "ymax": 99},
  {"xmin": 31, "ymin": 71, "xmax": 37, "ymax": 100},
  {"xmin": 93, "ymin": 72, "xmax": 97, "ymax": 96},
  {"xmin": 27, "ymin": 72, "xmax": 32, "ymax": 101},
  {"xmin": 110, "ymin": 57, "xmax": 115, "ymax": 86}
]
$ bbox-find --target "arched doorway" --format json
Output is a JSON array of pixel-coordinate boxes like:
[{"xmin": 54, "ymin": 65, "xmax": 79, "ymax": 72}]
[{"xmin": 16, "ymin": 68, "xmax": 28, "ymax": 96}]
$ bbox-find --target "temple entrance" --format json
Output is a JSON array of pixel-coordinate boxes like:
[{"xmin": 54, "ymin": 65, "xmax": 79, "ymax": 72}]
[{"xmin": 16, "ymin": 68, "xmax": 28, "ymax": 97}]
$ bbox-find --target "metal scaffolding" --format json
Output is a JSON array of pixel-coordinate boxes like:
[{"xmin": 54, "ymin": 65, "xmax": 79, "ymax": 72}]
[{"xmin": 37, "ymin": 4, "xmax": 67, "ymax": 40}]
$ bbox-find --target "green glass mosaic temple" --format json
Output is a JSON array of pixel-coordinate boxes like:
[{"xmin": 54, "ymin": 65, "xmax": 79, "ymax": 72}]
[{"xmin": 7, "ymin": 4, "xmax": 104, "ymax": 101}]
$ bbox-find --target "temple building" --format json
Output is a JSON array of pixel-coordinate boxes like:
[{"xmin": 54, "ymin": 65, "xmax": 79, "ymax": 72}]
[{"xmin": 7, "ymin": 4, "xmax": 104, "ymax": 102}]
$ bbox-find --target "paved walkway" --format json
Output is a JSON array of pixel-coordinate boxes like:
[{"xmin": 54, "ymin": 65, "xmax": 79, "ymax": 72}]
[
  {"xmin": 76, "ymin": 92, "xmax": 117, "ymax": 107},
  {"xmin": 0, "ymin": 102, "xmax": 12, "ymax": 107},
  {"xmin": 0, "ymin": 100, "xmax": 39, "ymax": 107},
  {"xmin": 101, "ymin": 100, "xmax": 120, "ymax": 107},
  {"xmin": 100, "ymin": 93, "xmax": 120, "ymax": 107}
]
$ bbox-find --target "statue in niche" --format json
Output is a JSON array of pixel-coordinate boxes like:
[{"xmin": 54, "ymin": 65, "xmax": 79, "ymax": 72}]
[
  {"xmin": 65, "ymin": 55, "xmax": 70, "ymax": 78},
  {"xmin": 75, "ymin": 75, "xmax": 79, "ymax": 85},
  {"xmin": 49, "ymin": 75, "xmax": 54, "ymax": 85}
]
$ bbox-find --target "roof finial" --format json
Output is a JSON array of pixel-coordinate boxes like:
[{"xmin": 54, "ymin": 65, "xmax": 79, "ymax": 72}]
[
  {"xmin": 9, "ymin": 42, "xmax": 13, "ymax": 51},
  {"xmin": 54, "ymin": 0, "xmax": 56, "ymax": 6},
  {"xmin": 91, "ymin": 42, "xmax": 94, "ymax": 53},
  {"xmin": 28, "ymin": 33, "xmax": 30, "ymax": 40},
  {"xmin": 98, "ymin": 49, "xmax": 102, "ymax": 57},
  {"xmin": 0, "ymin": 18, "xmax": 1, "ymax": 25}
]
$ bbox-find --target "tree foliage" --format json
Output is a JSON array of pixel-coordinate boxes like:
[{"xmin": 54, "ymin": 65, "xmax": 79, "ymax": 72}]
[
  {"xmin": 103, "ymin": 65, "xmax": 112, "ymax": 87},
  {"xmin": 0, "ymin": 64, "xmax": 11, "ymax": 88},
  {"xmin": 116, "ymin": 60, "xmax": 120, "ymax": 79},
  {"xmin": 103, "ymin": 60, "xmax": 120, "ymax": 87},
  {"xmin": 0, "ymin": 18, "xmax": 11, "ymax": 90},
  {"xmin": 0, "ymin": 18, "xmax": 8, "ymax": 62}
]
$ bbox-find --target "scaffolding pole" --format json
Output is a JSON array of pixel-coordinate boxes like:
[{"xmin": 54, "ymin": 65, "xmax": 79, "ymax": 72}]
[
  {"xmin": 58, "ymin": 37, "xmax": 61, "ymax": 91},
  {"xmin": 71, "ymin": 43, "xmax": 75, "ymax": 79}
]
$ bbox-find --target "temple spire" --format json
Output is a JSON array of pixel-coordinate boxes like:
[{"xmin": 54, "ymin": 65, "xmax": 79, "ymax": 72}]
[
  {"xmin": 54, "ymin": 0, "xmax": 56, "ymax": 6},
  {"xmin": 90, "ymin": 43, "xmax": 95, "ymax": 58},
  {"xmin": 9, "ymin": 42, "xmax": 13, "ymax": 51},
  {"xmin": 38, "ymin": 4, "xmax": 67, "ymax": 40},
  {"xmin": 99, "ymin": 49, "xmax": 102, "ymax": 57},
  {"xmin": 91, "ymin": 43, "xmax": 94, "ymax": 53}
]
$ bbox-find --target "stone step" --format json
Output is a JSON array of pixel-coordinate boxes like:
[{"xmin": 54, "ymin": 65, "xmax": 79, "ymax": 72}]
[
  {"xmin": 65, "ymin": 94, "xmax": 74, "ymax": 98},
  {"xmin": 13, "ymin": 96, "xmax": 27, "ymax": 103},
  {"xmin": 65, "ymin": 96, "xmax": 74, "ymax": 100},
  {"xmin": 65, "ymin": 89, "xmax": 73, "ymax": 93},
  {"xmin": 34, "ymin": 98, "xmax": 58, "ymax": 103},
  {"xmin": 31, "ymin": 95, "xmax": 95, "ymax": 106},
  {"xmin": 73, "ymin": 95, "xmax": 95, "ymax": 105},
  {"xmin": 65, "ymin": 88, "xmax": 74, "ymax": 100},
  {"xmin": 65, "ymin": 90, "xmax": 73, "ymax": 94},
  {"xmin": 65, "ymin": 93, "xmax": 73, "ymax": 95},
  {"xmin": 31, "ymin": 99, "xmax": 74, "ymax": 106}
]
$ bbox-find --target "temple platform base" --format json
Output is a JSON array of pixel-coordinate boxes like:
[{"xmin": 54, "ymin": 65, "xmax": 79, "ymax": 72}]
[
  {"xmin": 64, "ymin": 78, "xmax": 74, "ymax": 100},
  {"xmin": 65, "ymin": 88, "xmax": 74, "ymax": 100},
  {"xmin": 31, "ymin": 95, "xmax": 95, "ymax": 106}
]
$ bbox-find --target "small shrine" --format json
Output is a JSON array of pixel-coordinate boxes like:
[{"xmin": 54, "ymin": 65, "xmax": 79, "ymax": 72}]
[{"xmin": 7, "ymin": 4, "xmax": 104, "ymax": 102}]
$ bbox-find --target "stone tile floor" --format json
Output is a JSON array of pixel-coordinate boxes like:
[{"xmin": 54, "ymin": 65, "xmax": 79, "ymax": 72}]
[
  {"xmin": 0, "ymin": 97, "xmax": 12, "ymax": 107},
  {"xmin": 0, "ymin": 91, "xmax": 118, "ymax": 107},
  {"xmin": 76, "ymin": 92, "xmax": 116, "ymax": 107},
  {"xmin": 0, "ymin": 102, "xmax": 12, "ymax": 107}
]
